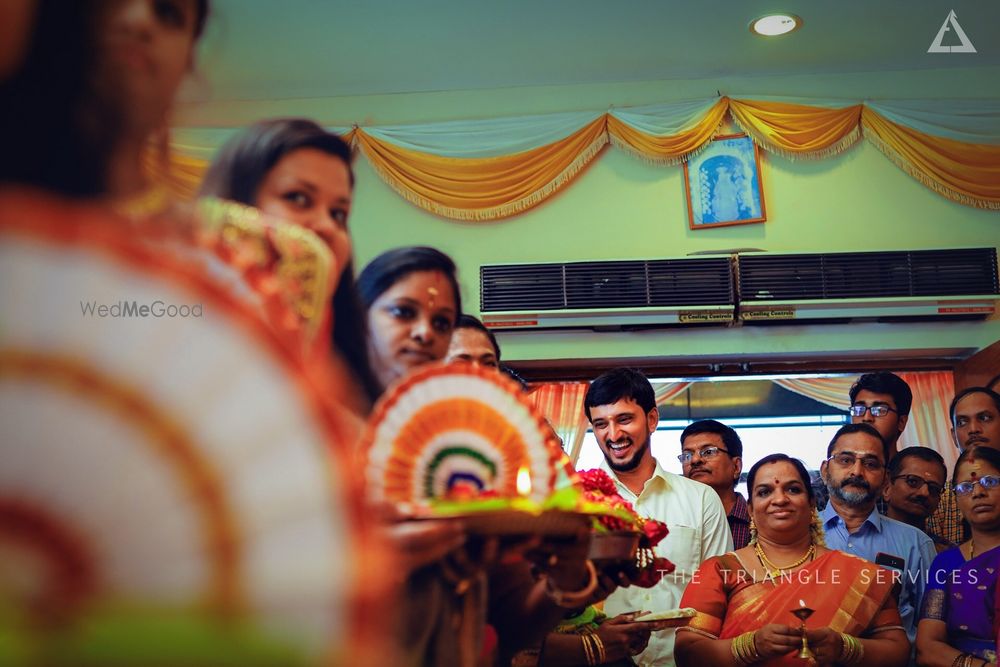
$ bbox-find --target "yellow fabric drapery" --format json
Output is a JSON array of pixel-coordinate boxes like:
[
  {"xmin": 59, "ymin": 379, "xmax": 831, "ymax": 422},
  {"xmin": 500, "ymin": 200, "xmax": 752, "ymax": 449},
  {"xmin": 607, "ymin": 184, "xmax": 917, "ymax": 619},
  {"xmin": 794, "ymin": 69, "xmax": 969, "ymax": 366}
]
[
  {"xmin": 861, "ymin": 107, "xmax": 1000, "ymax": 210},
  {"xmin": 156, "ymin": 97, "xmax": 1000, "ymax": 219},
  {"xmin": 606, "ymin": 98, "xmax": 728, "ymax": 165},
  {"xmin": 354, "ymin": 116, "xmax": 609, "ymax": 221},
  {"xmin": 728, "ymin": 99, "xmax": 864, "ymax": 159},
  {"xmin": 528, "ymin": 382, "xmax": 591, "ymax": 465}
]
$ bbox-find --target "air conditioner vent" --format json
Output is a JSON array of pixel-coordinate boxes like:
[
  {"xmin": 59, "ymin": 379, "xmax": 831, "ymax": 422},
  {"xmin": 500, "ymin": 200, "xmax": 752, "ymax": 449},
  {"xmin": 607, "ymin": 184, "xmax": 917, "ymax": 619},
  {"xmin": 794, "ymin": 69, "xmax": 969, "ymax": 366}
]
[
  {"xmin": 739, "ymin": 248, "xmax": 998, "ymax": 301},
  {"xmin": 480, "ymin": 264, "xmax": 565, "ymax": 311},
  {"xmin": 565, "ymin": 261, "xmax": 648, "ymax": 308},
  {"xmin": 647, "ymin": 258, "xmax": 734, "ymax": 305},
  {"xmin": 481, "ymin": 258, "xmax": 733, "ymax": 312}
]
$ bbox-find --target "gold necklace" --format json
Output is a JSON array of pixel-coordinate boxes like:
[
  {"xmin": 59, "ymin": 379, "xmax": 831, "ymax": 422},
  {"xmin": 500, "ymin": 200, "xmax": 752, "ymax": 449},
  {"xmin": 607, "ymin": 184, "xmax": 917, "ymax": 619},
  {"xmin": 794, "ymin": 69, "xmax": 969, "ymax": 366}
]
[{"xmin": 755, "ymin": 542, "xmax": 815, "ymax": 578}]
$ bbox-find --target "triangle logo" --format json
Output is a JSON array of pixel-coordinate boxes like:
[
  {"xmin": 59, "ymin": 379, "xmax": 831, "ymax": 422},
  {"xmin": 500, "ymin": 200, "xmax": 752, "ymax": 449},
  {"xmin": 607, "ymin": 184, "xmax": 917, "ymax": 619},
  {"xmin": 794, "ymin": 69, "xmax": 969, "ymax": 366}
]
[{"xmin": 928, "ymin": 10, "xmax": 977, "ymax": 53}]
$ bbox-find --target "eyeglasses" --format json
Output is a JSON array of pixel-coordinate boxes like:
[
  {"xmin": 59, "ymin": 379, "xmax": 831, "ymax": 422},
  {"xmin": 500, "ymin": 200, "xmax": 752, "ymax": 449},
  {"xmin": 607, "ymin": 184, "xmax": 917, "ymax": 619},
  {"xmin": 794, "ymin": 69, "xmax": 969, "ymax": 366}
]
[
  {"xmin": 849, "ymin": 404, "xmax": 897, "ymax": 418},
  {"xmin": 954, "ymin": 475, "xmax": 1000, "ymax": 496},
  {"xmin": 891, "ymin": 474, "xmax": 944, "ymax": 497},
  {"xmin": 827, "ymin": 451, "xmax": 884, "ymax": 471},
  {"xmin": 678, "ymin": 446, "xmax": 729, "ymax": 464}
]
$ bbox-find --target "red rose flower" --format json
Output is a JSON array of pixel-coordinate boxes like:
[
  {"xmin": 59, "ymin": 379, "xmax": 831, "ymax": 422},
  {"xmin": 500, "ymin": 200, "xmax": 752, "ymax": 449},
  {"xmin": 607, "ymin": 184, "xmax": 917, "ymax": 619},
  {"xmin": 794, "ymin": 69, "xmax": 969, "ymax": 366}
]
[
  {"xmin": 641, "ymin": 519, "xmax": 669, "ymax": 547},
  {"xmin": 578, "ymin": 469, "xmax": 618, "ymax": 497}
]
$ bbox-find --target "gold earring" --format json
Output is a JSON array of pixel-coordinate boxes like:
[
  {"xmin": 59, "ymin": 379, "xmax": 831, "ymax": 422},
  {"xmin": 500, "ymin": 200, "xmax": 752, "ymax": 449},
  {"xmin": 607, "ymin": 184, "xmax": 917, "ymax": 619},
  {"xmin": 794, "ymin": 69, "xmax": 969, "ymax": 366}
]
[{"xmin": 749, "ymin": 516, "xmax": 757, "ymax": 545}]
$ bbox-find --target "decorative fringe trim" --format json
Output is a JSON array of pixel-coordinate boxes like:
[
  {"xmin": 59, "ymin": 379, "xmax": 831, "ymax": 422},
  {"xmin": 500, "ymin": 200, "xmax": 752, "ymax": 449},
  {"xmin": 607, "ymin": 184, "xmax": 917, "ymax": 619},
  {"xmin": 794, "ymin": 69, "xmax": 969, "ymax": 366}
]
[
  {"xmin": 730, "ymin": 115, "xmax": 863, "ymax": 161},
  {"xmin": 359, "ymin": 132, "xmax": 610, "ymax": 222},
  {"xmin": 607, "ymin": 112, "xmax": 728, "ymax": 166},
  {"xmin": 863, "ymin": 130, "xmax": 1000, "ymax": 210}
]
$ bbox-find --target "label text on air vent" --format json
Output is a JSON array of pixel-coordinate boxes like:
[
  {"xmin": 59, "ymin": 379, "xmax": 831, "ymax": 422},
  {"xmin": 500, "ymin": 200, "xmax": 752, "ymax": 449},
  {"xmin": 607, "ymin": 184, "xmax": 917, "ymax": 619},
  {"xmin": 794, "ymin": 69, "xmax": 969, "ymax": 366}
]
[
  {"xmin": 679, "ymin": 311, "xmax": 733, "ymax": 324},
  {"xmin": 742, "ymin": 307, "xmax": 797, "ymax": 321},
  {"xmin": 483, "ymin": 319, "xmax": 538, "ymax": 328},
  {"xmin": 938, "ymin": 306, "xmax": 994, "ymax": 315}
]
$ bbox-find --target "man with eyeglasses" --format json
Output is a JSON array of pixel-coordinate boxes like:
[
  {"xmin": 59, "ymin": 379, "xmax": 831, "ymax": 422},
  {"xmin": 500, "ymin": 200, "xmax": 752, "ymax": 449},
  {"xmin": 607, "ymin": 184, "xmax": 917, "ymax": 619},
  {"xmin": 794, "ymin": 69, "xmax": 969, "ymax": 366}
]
[
  {"xmin": 678, "ymin": 419, "xmax": 750, "ymax": 549},
  {"xmin": 820, "ymin": 423, "xmax": 936, "ymax": 643},
  {"xmin": 882, "ymin": 447, "xmax": 955, "ymax": 553},
  {"xmin": 848, "ymin": 372, "xmax": 912, "ymax": 462}
]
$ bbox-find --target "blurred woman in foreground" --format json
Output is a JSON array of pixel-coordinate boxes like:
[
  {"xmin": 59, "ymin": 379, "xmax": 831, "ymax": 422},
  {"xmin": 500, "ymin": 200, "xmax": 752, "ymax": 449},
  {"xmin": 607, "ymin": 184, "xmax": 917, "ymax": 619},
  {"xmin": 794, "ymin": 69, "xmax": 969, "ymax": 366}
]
[{"xmin": 200, "ymin": 118, "xmax": 380, "ymax": 404}]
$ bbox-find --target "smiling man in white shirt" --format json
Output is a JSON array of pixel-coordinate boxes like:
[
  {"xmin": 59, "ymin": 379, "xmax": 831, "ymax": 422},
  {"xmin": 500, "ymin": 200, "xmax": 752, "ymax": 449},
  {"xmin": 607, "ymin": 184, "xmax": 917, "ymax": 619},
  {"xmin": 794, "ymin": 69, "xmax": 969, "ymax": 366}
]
[{"xmin": 584, "ymin": 368, "xmax": 732, "ymax": 667}]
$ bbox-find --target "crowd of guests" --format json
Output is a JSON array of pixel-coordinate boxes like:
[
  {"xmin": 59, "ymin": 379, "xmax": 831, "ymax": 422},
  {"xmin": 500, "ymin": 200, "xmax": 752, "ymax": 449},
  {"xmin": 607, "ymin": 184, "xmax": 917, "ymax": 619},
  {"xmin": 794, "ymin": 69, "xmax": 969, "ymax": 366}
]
[{"xmin": 2, "ymin": 2, "xmax": 1000, "ymax": 666}]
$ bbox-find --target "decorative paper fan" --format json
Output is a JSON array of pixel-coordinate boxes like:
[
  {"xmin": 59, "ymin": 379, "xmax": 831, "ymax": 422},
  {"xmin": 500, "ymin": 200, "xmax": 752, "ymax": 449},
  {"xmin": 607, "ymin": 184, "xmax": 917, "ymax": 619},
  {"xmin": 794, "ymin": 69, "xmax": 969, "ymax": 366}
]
[
  {"xmin": 0, "ymin": 193, "xmax": 381, "ymax": 665},
  {"xmin": 362, "ymin": 363, "xmax": 564, "ymax": 508}
]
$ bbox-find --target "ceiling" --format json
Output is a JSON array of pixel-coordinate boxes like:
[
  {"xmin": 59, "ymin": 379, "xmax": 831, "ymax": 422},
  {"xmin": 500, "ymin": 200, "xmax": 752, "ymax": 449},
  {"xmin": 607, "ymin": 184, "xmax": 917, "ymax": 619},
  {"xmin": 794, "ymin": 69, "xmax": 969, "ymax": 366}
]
[{"xmin": 193, "ymin": 0, "xmax": 1000, "ymax": 102}]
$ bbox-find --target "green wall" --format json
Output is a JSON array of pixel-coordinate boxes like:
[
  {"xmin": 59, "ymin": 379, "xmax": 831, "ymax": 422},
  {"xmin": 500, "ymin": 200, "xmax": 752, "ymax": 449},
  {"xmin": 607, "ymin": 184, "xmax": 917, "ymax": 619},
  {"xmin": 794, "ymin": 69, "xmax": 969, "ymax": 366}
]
[{"xmin": 176, "ymin": 66, "xmax": 1000, "ymax": 368}]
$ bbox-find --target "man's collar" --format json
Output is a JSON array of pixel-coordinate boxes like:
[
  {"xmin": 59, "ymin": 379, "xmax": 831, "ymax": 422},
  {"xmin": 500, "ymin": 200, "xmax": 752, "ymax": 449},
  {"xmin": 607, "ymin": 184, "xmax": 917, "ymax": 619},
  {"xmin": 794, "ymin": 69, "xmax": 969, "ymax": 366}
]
[
  {"xmin": 729, "ymin": 493, "xmax": 750, "ymax": 522},
  {"xmin": 598, "ymin": 456, "xmax": 664, "ymax": 493},
  {"xmin": 821, "ymin": 500, "xmax": 882, "ymax": 531},
  {"xmin": 650, "ymin": 458, "xmax": 670, "ymax": 485}
]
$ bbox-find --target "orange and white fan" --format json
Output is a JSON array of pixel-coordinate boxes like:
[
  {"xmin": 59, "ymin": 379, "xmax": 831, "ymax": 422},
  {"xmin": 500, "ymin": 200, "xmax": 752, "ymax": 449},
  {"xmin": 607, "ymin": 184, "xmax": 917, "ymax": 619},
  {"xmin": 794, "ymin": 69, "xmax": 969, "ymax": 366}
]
[
  {"xmin": 361, "ymin": 363, "xmax": 582, "ymax": 534},
  {"xmin": 0, "ymin": 193, "xmax": 382, "ymax": 665}
]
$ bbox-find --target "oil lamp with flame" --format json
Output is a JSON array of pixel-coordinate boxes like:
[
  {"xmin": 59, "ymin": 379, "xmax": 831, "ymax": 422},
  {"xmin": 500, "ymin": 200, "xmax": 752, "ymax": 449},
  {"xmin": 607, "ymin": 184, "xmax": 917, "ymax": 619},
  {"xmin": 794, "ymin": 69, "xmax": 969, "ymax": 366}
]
[
  {"xmin": 790, "ymin": 599, "xmax": 816, "ymax": 663},
  {"xmin": 516, "ymin": 466, "xmax": 532, "ymax": 496}
]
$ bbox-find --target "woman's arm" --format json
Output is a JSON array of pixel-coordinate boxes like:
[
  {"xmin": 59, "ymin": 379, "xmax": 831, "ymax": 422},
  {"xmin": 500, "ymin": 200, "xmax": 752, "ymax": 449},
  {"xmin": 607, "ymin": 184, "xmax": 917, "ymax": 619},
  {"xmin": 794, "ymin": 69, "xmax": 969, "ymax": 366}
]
[
  {"xmin": 674, "ymin": 629, "xmax": 737, "ymax": 666},
  {"xmin": 859, "ymin": 628, "xmax": 911, "ymax": 667},
  {"xmin": 915, "ymin": 619, "xmax": 980, "ymax": 667}
]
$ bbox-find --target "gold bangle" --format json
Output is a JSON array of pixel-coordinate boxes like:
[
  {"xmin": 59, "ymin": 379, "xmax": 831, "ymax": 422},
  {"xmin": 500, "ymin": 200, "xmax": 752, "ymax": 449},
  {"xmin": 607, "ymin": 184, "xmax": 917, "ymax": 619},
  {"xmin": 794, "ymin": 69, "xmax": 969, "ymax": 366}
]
[
  {"xmin": 545, "ymin": 560, "xmax": 599, "ymax": 608},
  {"xmin": 585, "ymin": 632, "xmax": 598, "ymax": 666},
  {"xmin": 838, "ymin": 633, "xmax": 864, "ymax": 666},
  {"xmin": 591, "ymin": 632, "xmax": 606, "ymax": 664},
  {"xmin": 731, "ymin": 631, "xmax": 759, "ymax": 666}
]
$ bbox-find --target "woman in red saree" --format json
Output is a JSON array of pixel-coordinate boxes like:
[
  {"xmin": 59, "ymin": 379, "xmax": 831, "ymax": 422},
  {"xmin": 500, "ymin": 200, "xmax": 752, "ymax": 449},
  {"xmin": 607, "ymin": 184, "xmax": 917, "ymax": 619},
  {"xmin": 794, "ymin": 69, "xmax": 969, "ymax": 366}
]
[{"xmin": 676, "ymin": 454, "xmax": 910, "ymax": 667}]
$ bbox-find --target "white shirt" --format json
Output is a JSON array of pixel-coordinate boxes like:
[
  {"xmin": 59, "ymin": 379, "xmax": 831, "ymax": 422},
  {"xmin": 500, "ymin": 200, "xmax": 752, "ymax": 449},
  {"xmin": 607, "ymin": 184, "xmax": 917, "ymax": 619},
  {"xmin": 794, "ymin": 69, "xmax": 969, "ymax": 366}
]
[{"xmin": 601, "ymin": 458, "xmax": 733, "ymax": 667}]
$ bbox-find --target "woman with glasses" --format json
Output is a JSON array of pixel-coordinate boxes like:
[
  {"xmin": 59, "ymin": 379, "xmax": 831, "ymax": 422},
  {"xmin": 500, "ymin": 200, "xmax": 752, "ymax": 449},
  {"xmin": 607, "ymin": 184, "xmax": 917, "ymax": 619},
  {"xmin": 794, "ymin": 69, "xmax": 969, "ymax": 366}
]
[
  {"xmin": 675, "ymin": 453, "xmax": 909, "ymax": 667},
  {"xmin": 916, "ymin": 446, "xmax": 1000, "ymax": 667}
]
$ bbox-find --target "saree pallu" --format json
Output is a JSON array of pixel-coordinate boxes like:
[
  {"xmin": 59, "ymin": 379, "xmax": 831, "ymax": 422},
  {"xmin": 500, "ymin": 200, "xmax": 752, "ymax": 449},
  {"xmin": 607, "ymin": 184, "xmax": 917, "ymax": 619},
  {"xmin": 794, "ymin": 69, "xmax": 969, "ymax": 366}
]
[
  {"xmin": 680, "ymin": 551, "xmax": 903, "ymax": 666},
  {"xmin": 922, "ymin": 545, "xmax": 1000, "ymax": 662}
]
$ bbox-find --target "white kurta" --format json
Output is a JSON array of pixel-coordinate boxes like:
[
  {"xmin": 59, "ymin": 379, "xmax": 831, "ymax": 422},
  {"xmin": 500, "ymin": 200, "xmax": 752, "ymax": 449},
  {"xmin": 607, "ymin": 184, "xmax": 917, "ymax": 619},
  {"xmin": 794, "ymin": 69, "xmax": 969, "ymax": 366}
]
[{"xmin": 600, "ymin": 458, "xmax": 733, "ymax": 667}]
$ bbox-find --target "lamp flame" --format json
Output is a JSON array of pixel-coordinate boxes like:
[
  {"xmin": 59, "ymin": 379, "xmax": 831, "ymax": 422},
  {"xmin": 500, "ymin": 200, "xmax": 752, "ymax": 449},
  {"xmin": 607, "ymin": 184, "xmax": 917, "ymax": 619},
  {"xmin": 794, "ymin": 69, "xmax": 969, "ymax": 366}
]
[{"xmin": 517, "ymin": 466, "xmax": 531, "ymax": 496}]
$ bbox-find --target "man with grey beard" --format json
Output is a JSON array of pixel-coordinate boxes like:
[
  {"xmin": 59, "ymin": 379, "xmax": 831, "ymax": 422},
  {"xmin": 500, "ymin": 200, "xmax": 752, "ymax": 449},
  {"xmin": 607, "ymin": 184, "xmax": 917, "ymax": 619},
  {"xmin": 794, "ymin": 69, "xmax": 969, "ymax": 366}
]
[{"xmin": 819, "ymin": 423, "xmax": 936, "ymax": 644}]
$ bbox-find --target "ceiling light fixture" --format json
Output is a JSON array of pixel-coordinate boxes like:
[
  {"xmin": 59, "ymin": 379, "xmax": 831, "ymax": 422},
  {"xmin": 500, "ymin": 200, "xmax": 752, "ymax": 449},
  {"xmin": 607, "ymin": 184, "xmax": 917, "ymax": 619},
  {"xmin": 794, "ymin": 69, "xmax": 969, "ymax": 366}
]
[{"xmin": 750, "ymin": 14, "xmax": 802, "ymax": 37}]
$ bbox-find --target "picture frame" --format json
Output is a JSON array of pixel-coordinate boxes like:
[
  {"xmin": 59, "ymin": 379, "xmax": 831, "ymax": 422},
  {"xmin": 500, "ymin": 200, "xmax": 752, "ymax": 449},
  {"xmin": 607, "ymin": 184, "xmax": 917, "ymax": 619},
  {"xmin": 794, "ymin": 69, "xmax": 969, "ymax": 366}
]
[{"xmin": 683, "ymin": 133, "xmax": 767, "ymax": 230}]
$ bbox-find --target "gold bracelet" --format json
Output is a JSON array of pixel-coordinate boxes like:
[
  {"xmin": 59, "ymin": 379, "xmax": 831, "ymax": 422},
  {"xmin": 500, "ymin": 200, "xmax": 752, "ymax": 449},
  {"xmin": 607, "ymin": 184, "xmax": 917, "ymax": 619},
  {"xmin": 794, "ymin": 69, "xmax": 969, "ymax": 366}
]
[
  {"xmin": 591, "ymin": 632, "xmax": 606, "ymax": 664},
  {"xmin": 734, "ymin": 633, "xmax": 746, "ymax": 665},
  {"xmin": 732, "ymin": 632, "xmax": 747, "ymax": 666},
  {"xmin": 545, "ymin": 560, "xmax": 599, "ymax": 608},
  {"xmin": 583, "ymin": 632, "xmax": 601, "ymax": 665},
  {"xmin": 839, "ymin": 633, "xmax": 864, "ymax": 666},
  {"xmin": 730, "ymin": 631, "xmax": 760, "ymax": 666}
]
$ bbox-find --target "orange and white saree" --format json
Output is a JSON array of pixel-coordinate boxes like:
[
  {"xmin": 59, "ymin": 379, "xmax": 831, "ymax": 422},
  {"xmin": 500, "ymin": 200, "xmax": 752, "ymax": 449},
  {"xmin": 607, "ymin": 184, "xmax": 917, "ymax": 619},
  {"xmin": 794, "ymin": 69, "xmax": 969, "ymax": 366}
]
[{"xmin": 679, "ymin": 550, "xmax": 904, "ymax": 665}]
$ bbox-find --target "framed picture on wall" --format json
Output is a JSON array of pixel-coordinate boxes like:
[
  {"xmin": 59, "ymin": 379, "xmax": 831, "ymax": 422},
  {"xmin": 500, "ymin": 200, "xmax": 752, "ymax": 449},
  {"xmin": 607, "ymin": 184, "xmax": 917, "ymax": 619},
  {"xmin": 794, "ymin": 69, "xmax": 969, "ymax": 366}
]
[{"xmin": 683, "ymin": 133, "xmax": 767, "ymax": 229}]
